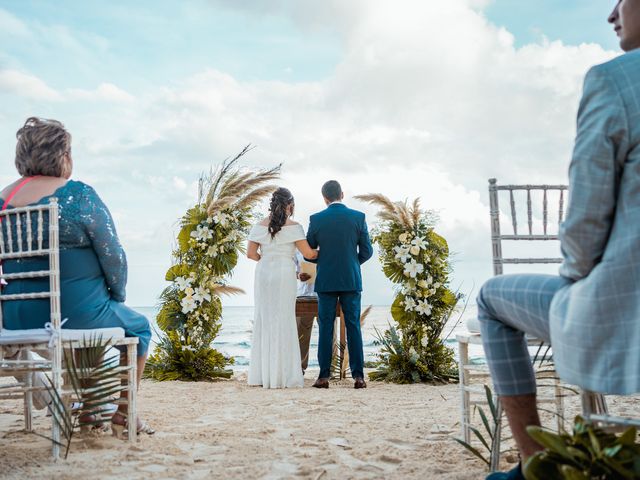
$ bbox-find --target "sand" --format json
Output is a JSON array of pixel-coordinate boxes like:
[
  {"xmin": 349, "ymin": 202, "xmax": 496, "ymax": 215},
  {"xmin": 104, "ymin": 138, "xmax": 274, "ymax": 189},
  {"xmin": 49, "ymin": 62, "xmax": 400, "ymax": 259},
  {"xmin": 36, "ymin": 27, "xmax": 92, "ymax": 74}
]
[
  {"xmin": 1, "ymin": 372, "xmax": 490, "ymax": 480},
  {"xmin": 4, "ymin": 371, "xmax": 634, "ymax": 479}
]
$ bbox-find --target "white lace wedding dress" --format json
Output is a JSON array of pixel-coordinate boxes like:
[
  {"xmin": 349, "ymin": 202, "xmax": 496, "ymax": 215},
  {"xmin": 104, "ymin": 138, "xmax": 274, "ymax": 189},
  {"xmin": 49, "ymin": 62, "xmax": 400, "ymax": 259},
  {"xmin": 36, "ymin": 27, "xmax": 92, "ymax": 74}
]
[{"xmin": 247, "ymin": 223, "xmax": 305, "ymax": 388}]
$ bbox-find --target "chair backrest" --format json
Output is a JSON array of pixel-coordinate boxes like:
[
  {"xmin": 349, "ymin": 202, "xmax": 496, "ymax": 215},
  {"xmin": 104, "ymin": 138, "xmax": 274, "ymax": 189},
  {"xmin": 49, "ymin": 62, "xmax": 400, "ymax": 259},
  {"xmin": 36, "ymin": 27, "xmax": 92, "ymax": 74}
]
[
  {"xmin": 0, "ymin": 198, "xmax": 61, "ymax": 333},
  {"xmin": 489, "ymin": 178, "xmax": 568, "ymax": 276}
]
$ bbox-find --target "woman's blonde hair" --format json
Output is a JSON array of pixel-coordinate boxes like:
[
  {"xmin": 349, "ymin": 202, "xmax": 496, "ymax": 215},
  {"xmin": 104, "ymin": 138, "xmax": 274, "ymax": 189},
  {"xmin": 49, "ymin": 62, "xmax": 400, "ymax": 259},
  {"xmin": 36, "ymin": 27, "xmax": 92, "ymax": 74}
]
[{"xmin": 15, "ymin": 117, "xmax": 72, "ymax": 178}]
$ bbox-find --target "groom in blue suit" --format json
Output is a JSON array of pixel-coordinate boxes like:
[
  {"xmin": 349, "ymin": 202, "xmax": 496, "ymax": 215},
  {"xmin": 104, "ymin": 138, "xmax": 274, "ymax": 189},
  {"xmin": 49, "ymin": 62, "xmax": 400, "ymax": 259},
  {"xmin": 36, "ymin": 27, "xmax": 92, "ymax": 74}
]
[{"xmin": 306, "ymin": 180, "xmax": 373, "ymax": 389}]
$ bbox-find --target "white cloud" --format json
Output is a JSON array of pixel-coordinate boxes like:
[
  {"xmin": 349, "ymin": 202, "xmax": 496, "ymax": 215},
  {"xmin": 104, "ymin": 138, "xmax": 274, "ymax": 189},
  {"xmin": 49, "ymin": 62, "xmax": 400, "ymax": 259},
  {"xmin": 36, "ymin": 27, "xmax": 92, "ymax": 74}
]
[
  {"xmin": 0, "ymin": 0, "xmax": 620, "ymax": 305},
  {"xmin": 67, "ymin": 83, "xmax": 134, "ymax": 103},
  {"xmin": 0, "ymin": 69, "xmax": 62, "ymax": 101}
]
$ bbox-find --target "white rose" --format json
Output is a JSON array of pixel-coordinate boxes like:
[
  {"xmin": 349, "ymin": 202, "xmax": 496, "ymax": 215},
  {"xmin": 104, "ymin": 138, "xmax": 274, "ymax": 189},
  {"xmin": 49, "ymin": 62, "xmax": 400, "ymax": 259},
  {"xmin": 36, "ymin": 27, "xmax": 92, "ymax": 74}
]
[{"xmin": 410, "ymin": 245, "xmax": 420, "ymax": 256}]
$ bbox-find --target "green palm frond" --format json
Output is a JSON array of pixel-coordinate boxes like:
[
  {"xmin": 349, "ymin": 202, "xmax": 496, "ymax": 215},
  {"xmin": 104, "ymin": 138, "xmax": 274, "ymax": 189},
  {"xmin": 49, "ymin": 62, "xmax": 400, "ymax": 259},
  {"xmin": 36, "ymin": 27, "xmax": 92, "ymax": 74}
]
[{"xmin": 44, "ymin": 335, "xmax": 126, "ymax": 458}]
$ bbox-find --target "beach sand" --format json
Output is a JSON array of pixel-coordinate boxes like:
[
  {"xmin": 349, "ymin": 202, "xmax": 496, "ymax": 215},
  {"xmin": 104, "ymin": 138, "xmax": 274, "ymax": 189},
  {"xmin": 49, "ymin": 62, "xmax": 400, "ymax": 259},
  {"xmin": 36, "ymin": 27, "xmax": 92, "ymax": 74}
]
[
  {"xmin": 1, "ymin": 373, "xmax": 490, "ymax": 480},
  {"xmin": 4, "ymin": 372, "xmax": 633, "ymax": 479}
]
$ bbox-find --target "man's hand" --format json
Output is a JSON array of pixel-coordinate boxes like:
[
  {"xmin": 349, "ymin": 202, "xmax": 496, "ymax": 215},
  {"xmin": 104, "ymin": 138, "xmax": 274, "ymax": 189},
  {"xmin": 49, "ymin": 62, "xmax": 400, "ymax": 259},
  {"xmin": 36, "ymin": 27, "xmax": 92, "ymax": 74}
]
[{"xmin": 299, "ymin": 273, "xmax": 311, "ymax": 282}]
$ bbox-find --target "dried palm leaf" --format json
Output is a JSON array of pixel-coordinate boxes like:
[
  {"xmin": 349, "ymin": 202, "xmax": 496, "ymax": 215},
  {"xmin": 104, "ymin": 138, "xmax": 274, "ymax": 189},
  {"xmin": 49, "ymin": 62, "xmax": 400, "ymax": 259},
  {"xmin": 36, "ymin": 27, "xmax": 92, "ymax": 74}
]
[
  {"xmin": 234, "ymin": 185, "xmax": 279, "ymax": 211},
  {"xmin": 355, "ymin": 193, "xmax": 398, "ymax": 214},
  {"xmin": 211, "ymin": 284, "xmax": 245, "ymax": 296},
  {"xmin": 207, "ymin": 195, "xmax": 240, "ymax": 215},
  {"xmin": 207, "ymin": 164, "xmax": 282, "ymax": 214},
  {"xmin": 411, "ymin": 198, "xmax": 422, "ymax": 226},
  {"xmin": 360, "ymin": 305, "xmax": 373, "ymax": 326},
  {"xmin": 395, "ymin": 201, "xmax": 414, "ymax": 230},
  {"xmin": 354, "ymin": 193, "xmax": 404, "ymax": 223},
  {"xmin": 207, "ymin": 147, "xmax": 251, "ymax": 204},
  {"xmin": 217, "ymin": 171, "xmax": 255, "ymax": 199}
]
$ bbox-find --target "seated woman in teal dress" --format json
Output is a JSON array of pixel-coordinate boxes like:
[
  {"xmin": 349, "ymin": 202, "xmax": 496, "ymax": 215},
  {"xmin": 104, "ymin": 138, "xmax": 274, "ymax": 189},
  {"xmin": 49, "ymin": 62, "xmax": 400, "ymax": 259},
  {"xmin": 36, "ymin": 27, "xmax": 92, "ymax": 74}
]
[{"xmin": 0, "ymin": 117, "xmax": 153, "ymax": 435}]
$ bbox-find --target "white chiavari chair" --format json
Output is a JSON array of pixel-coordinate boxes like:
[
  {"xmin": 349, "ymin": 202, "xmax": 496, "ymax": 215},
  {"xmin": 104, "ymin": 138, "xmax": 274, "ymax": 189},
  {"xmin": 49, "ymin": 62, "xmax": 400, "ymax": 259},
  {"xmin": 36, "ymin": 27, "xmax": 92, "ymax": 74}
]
[{"xmin": 0, "ymin": 198, "xmax": 139, "ymax": 458}]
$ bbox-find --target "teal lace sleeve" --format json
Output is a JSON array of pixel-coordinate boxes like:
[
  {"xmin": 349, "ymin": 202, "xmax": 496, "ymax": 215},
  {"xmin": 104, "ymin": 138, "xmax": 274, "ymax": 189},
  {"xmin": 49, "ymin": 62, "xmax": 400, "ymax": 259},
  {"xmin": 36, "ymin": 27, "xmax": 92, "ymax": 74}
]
[{"xmin": 78, "ymin": 185, "xmax": 128, "ymax": 302}]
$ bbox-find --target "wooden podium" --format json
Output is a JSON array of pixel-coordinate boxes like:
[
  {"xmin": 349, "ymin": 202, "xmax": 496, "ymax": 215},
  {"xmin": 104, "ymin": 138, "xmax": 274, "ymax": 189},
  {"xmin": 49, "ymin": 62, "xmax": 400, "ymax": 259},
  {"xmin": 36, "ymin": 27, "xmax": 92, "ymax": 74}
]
[{"xmin": 295, "ymin": 297, "xmax": 347, "ymax": 379}]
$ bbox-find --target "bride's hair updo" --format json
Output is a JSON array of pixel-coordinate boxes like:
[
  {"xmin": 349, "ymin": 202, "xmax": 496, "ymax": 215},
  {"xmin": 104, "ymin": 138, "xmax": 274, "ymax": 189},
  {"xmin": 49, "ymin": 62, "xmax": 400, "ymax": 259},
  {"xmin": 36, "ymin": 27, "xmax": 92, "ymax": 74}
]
[{"xmin": 268, "ymin": 187, "xmax": 294, "ymax": 238}]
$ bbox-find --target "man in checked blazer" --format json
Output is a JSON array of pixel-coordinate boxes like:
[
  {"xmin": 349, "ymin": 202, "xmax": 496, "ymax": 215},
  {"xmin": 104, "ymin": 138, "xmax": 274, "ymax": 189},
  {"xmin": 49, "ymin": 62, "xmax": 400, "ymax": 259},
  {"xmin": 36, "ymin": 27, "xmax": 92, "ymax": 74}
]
[{"xmin": 479, "ymin": 2, "xmax": 640, "ymax": 479}]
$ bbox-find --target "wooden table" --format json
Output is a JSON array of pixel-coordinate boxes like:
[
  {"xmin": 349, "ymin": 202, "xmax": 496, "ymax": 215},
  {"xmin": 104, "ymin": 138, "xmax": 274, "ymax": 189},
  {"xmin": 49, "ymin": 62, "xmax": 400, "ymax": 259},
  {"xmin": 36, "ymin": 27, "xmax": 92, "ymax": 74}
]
[{"xmin": 295, "ymin": 297, "xmax": 347, "ymax": 379}]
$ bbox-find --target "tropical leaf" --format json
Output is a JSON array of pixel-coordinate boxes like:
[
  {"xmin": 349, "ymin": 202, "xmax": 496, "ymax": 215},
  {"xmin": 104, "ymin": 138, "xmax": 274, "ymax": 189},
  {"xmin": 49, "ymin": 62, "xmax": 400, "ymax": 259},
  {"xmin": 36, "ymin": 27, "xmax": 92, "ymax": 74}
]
[
  {"xmin": 43, "ymin": 335, "xmax": 126, "ymax": 458},
  {"xmin": 452, "ymin": 437, "xmax": 489, "ymax": 466},
  {"xmin": 148, "ymin": 147, "xmax": 280, "ymax": 382}
]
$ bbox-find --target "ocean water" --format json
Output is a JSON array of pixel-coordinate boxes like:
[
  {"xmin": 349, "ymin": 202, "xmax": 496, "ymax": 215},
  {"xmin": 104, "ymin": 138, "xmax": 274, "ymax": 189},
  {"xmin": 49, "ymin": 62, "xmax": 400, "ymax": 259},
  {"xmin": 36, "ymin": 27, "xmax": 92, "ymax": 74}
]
[{"xmin": 133, "ymin": 305, "xmax": 485, "ymax": 371}]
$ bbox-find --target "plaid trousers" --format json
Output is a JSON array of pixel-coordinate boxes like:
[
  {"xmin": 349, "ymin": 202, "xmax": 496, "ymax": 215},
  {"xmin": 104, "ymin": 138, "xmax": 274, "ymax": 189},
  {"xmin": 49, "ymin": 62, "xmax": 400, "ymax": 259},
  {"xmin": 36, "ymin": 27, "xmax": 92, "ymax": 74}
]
[{"xmin": 476, "ymin": 274, "xmax": 571, "ymax": 396}]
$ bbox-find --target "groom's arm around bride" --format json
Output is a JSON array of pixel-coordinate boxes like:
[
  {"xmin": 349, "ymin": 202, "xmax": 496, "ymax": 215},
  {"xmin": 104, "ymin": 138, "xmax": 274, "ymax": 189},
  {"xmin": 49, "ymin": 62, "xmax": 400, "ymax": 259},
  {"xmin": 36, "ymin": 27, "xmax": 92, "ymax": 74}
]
[{"xmin": 306, "ymin": 180, "xmax": 373, "ymax": 389}]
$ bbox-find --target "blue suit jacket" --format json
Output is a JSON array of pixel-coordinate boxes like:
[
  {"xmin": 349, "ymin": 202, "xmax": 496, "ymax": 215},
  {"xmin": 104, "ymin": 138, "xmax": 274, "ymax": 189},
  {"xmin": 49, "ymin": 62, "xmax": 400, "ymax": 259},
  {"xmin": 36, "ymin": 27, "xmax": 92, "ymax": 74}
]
[{"xmin": 306, "ymin": 203, "xmax": 373, "ymax": 293}]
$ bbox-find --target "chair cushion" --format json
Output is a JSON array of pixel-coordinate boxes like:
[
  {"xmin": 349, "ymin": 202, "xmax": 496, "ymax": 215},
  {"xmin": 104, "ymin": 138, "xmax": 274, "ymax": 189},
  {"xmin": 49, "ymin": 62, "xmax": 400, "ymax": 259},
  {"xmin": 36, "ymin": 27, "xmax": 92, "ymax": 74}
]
[
  {"xmin": 0, "ymin": 327, "xmax": 125, "ymax": 346},
  {"xmin": 466, "ymin": 317, "xmax": 481, "ymax": 334}
]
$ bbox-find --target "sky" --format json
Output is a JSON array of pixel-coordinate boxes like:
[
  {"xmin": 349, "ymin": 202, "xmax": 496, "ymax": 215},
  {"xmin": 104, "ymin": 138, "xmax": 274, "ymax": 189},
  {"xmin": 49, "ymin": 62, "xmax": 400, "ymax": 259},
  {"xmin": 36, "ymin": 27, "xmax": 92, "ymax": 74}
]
[{"xmin": 0, "ymin": 0, "xmax": 621, "ymax": 307}]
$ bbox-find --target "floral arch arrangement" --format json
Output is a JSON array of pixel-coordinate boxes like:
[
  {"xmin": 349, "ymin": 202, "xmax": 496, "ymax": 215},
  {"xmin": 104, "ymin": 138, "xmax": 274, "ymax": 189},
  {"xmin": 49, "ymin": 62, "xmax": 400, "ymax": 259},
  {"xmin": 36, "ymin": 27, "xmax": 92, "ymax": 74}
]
[
  {"xmin": 145, "ymin": 146, "xmax": 281, "ymax": 381},
  {"xmin": 355, "ymin": 194, "xmax": 460, "ymax": 384}
]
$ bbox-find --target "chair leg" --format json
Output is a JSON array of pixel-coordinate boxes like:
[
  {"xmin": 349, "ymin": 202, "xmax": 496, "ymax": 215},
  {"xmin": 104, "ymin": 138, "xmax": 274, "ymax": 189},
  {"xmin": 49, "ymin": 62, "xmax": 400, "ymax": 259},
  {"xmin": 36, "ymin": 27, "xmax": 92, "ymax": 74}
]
[
  {"xmin": 554, "ymin": 376, "xmax": 564, "ymax": 433},
  {"xmin": 581, "ymin": 390, "xmax": 608, "ymax": 419},
  {"xmin": 127, "ymin": 344, "xmax": 137, "ymax": 442},
  {"xmin": 24, "ymin": 370, "xmax": 33, "ymax": 432},
  {"xmin": 458, "ymin": 339, "xmax": 471, "ymax": 443}
]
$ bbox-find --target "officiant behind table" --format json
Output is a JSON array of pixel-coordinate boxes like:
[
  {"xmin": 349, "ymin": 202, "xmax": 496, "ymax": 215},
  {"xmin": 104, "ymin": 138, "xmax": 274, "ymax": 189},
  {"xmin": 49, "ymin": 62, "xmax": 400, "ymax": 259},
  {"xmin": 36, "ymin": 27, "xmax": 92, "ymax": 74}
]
[{"xmin": 294, "ymin": 251, "xmax": 317, "ymax": 374}]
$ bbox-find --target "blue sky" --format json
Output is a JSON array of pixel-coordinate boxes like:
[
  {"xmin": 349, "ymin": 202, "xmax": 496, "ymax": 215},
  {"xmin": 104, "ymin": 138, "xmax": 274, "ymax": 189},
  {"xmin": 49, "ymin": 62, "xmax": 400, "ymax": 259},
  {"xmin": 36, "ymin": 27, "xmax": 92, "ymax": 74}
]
[
  {"xmin": 485, "ymin": 1, "xmax": 618, "ymax": 50},
  {"xmin": 0, "ymin": 1, "xmax": 619, "ymax": 306},
  {"xmin": 2, "ymin": 1, "xmax": 341, "ymax": 88},
  {"xmin": 2, "ymin": 1, "xmax": 617, "ymax": 90}
]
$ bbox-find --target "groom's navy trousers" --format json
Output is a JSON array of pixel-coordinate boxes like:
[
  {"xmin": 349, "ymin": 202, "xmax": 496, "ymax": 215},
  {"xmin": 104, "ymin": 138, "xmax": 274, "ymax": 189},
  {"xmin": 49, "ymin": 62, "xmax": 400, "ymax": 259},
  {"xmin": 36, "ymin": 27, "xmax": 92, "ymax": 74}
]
[
  {"xmin": 307, "ymin": 203, "xmax": 373, "ymax": 379},
  {"xmin": 317, "ymin": 291, "xmax": 364, "ymax": 379}
]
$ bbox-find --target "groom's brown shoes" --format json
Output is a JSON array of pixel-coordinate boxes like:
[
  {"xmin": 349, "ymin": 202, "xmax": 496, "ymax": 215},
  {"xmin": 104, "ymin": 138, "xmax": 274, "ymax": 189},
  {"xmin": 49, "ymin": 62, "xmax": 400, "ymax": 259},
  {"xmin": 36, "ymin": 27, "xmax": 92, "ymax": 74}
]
[
  {"xmin": 354, "ymin": 377, "xmax": 367, "ymax": 389},
  {"xmin": 313, "ymin": 378, "xmax": 329, "ymax": 389}
]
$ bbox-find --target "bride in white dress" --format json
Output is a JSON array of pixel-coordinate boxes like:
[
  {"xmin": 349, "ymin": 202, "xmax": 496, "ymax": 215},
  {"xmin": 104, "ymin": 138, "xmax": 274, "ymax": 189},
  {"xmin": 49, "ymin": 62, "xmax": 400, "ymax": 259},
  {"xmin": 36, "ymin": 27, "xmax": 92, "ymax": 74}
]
[{"xmin": 246, "ymin": 188, "xmax": 318, "ymax": 388}]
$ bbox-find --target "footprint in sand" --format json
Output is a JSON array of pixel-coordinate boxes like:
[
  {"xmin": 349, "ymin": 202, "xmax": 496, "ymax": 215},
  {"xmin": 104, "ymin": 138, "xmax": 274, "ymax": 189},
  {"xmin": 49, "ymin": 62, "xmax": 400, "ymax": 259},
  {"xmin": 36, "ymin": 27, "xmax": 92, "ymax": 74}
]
[
  {"xmin": 385, "ymin": 438, "xmax": 417, "ymax": 450},
  {"xmin": 327, "ymin": 437, "xmax": 351, "ymax": 449}
]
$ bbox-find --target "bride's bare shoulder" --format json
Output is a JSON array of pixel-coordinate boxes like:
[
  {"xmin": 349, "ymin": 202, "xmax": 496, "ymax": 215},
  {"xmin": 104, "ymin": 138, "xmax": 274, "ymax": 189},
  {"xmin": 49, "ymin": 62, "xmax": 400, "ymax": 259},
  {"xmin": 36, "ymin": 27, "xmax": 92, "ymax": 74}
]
[
  {"xmin": 285, "ymin": 220, "xmax": 300, "ymax": 226},
  {"xmin": 257, "ymin": 219, "xmax": 270, "ymax": 226}
]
